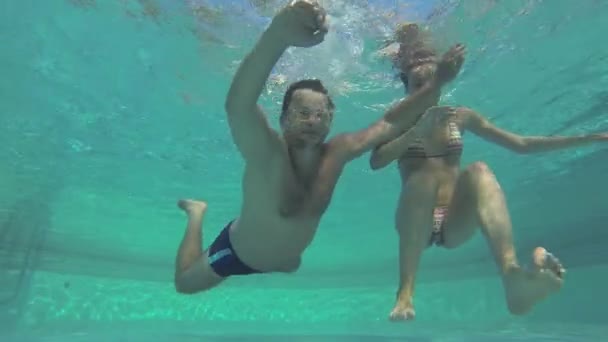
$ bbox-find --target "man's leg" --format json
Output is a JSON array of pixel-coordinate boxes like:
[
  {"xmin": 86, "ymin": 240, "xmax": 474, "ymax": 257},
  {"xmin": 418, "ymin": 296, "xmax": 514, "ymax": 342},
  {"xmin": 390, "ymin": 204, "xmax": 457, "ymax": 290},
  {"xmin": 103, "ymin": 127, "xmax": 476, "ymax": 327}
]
[{"xmin": 174, "ymin": 199, "xmax": 224, "ymax": 294}]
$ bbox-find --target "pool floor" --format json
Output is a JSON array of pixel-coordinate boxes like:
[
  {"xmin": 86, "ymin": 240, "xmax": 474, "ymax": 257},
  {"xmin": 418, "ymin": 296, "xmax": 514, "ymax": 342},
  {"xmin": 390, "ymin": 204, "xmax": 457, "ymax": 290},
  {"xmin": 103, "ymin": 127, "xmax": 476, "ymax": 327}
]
[{"xmin": 4, "ymin": 321, "xmax": 606, "ymax": 342}]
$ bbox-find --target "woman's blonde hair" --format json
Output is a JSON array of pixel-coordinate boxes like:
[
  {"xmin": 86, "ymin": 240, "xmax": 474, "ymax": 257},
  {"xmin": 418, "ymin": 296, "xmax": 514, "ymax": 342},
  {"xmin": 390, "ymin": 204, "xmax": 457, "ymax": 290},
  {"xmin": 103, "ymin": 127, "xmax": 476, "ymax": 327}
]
[{"xmin": 392, "ymin": 22, "xmax": 438, "ymax": 74}]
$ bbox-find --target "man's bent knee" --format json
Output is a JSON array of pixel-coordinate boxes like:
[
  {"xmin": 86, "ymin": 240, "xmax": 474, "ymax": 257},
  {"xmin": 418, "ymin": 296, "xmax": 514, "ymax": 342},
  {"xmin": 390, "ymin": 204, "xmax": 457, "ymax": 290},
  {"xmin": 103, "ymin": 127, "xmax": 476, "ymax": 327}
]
[
  {"xmin": 175, "ymin": 278, "xmax": 200, "ymax": 294},
  {"xmin": 174, "ymin": 264, "xmax": 224, "ymax": 294},
  {"xmin": 276, "ymin": 257, "xmax": 301, "ymax": 273},
  {"xmin": 174, "ymin": 276, "xmax": 222, "ymax": 294}
]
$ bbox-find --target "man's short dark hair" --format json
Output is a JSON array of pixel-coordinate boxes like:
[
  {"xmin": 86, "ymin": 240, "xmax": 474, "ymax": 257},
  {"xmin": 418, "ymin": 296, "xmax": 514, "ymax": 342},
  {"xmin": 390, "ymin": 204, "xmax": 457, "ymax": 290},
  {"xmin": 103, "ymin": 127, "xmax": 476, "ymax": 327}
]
[{"xmin": 280, "ymin": 79, "xmax": 335, "ymax": 122}]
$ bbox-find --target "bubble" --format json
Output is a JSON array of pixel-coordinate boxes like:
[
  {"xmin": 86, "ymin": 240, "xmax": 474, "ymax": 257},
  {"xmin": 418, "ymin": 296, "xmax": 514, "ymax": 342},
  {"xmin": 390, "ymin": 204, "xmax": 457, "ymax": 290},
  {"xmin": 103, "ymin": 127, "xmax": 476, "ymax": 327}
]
[{"xmin": 183, "ymin": 0, "xmax": 438, "ymax": 99}]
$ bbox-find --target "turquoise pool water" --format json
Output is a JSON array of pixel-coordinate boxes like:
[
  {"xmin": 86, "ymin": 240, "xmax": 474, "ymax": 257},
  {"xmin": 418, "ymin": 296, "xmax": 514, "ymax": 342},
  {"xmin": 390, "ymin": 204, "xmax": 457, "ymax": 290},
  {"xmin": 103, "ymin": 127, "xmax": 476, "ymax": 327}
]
[{"xmin": 1, "ymin": 0, "xmax": 607, "ymax": 340}]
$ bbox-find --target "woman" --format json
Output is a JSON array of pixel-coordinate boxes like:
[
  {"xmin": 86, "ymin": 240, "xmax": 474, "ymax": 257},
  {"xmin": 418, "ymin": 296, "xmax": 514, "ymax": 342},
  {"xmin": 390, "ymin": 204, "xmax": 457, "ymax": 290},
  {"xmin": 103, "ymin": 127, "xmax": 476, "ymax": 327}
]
[{"xmin": 371, "ymin": 23, "xmax": 607, "ymax": 321}]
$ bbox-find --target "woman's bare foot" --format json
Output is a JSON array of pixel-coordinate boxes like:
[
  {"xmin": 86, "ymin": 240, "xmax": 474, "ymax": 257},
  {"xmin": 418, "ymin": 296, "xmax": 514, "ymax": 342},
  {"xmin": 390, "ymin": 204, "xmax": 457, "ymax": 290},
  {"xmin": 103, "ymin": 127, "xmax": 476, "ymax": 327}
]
[
  {"xmin": 177, "ymin": 199, "xmax": 207, "ymax": 217},
  {"xmin": 503, "ymin": 247, "xmax": 565, "ymax": 315},
  {"xmin": 389, "ymin": 297, "xmax": 416, "ymax": 321},
  {"xmin": 532, "ymin": 247, "xmax": 565, "ymax": 277}
]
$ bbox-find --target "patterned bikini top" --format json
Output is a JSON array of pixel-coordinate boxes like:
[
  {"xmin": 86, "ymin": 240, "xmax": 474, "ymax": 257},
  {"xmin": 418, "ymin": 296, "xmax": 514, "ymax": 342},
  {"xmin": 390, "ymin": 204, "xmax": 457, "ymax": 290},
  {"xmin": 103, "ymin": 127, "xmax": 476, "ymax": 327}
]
[{"xmin": 402, "ymin": 121, "xmax": 464, "ymax": 159}]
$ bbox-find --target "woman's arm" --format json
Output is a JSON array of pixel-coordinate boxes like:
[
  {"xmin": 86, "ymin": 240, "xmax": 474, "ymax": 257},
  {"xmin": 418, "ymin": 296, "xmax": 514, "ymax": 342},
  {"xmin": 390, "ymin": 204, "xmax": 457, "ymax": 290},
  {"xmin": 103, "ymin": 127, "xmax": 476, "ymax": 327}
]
[{"xmin": 460, "ymin": 107, "xmax": 607, "ymax": 153}]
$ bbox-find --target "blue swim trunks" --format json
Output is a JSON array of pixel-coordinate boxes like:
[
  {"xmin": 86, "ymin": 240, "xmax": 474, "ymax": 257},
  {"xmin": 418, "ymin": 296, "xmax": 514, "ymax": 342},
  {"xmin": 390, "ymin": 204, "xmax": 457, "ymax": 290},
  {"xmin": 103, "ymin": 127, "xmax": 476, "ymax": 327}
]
[{"xmin": 207, "ymin": 220, "xmax": 262, "ymax": 277}]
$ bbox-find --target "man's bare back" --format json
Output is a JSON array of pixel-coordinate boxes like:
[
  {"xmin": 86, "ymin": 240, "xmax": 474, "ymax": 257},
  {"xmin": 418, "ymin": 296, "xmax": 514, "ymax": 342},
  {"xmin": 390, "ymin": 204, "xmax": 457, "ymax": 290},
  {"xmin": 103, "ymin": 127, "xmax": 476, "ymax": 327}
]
[{"xmin": 172, "ymin": 0, "xmax": 464, "ymax": 295}]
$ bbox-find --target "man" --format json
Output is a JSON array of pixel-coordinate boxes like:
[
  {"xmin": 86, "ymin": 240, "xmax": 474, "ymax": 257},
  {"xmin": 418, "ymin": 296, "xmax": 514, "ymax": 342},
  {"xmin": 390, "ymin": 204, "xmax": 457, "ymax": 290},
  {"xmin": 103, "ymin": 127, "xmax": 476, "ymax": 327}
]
[{"xmin": 173, "ymin": 0, "xmax": 465, "ymax": 294}]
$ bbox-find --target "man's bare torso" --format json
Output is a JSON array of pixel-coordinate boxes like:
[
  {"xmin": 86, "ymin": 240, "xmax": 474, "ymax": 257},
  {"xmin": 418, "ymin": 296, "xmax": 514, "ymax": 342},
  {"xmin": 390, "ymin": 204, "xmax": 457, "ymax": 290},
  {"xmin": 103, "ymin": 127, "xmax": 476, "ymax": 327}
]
[{"xmin": 230, "ymin": 138, "xmax": 344, "ymax": 272}]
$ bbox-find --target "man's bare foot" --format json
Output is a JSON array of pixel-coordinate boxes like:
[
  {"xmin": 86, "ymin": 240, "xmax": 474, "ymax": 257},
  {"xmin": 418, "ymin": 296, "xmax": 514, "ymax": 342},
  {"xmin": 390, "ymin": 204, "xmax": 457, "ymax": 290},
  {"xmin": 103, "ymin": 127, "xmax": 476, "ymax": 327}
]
[
  {"xmin": 503, "ymin": 247, "xmax": 565, "ymax": 315},
  {"xmin": 177, "ymin": 199, "xmax": 208, "ymax": 217},
  {"xmin": 389, "ymin": 298, "xmax": 416, "ymax": 321}
]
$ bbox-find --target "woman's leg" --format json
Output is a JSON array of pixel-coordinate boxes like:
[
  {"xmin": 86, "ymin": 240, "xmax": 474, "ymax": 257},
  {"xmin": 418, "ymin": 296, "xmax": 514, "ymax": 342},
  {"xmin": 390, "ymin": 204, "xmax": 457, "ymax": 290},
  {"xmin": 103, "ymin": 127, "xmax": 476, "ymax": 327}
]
[
  {"xmin": 441, "ymin": 162, "xmax": 565, "ymax": 315},
  {"xmin": 390, "ymin": 172, "xmax": 438, "ymax": 321}
]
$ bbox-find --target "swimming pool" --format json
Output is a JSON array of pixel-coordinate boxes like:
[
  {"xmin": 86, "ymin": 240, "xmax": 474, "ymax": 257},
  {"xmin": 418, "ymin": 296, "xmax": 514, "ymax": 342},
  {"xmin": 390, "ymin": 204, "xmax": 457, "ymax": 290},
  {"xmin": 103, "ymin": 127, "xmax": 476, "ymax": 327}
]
[{"xmin": 2, "ymin": 0, "xmax": 607, "ymax": 340}]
